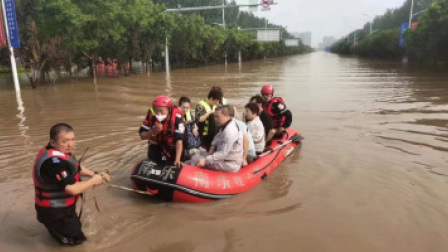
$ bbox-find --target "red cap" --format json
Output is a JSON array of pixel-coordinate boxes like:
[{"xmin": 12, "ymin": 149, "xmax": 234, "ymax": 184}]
[
  {"xmin": 261, "ymin": 84, "xmax": 274, "ymax": 95},
  {"xmin": 152, "ymin": 95, "xmax": 172, "ymax": 107}
]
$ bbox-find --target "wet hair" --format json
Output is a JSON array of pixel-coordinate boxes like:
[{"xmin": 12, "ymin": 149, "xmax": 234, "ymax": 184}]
[
  {"xmin": 249, "ymin": 95, "xmax": 264, "ymax": 104},
  {"xmin": 245, "ymin": 102, "xmax": 260, "ymax": 115},
  {"xmin": 179, "ymin": 96, "xmax": 191, "ymax": 106},
  {"xmin": 215, "ymin": 105, "xmax": 233, "ymax": 117},
  {"xmin": 208, "ymin": 87, "xmax": 223, "ymax": 101},
  {"xmin": 211, "ymin": 86, "xmax": 222, "ymax": 93},
  {"xmin": 50, "ymin": 123, "xmax": 74, "ymax": 141}
]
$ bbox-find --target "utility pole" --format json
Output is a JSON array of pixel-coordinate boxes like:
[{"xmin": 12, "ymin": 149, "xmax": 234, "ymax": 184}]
[
  {"xmin": 165, "ymin": 37, "xmax": 170, "ymax": 75},
  {"xmin": 223, "ymin": 0, "xmax": 227, "ymax": 65},
  {"xmin": 408, "ymin": 0, "xmax": 414, "ymax": 29},
  {"xmin": 238, "ymin": 26, "xmax": 242, "ymax": 63},
  {"xmin": 222, "ymin": 0, "xmax": 226, "ymax": 29},
  {"xmin": 402, "ymin": 0, "xmax": 415, "ymax": 64}
]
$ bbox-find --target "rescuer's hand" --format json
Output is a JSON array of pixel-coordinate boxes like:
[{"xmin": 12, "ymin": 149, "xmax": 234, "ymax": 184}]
[
  {"xmin": 99, "ymin": 172, "xmax": 111, "ymax": 183},
  {"xmin": 154, "ymin": 123, "xmax": 163, "ymax": 133},
  {"xmin": 91, "ymin": 174, "xmax": 104, "ymax": 185},
  {"xmin": 197, "ymin": 158, "xmax": 206, "ymax": 167},
  {"xmin": 174, "ymin": 159, "xmax": 182, "ymax": 168}
]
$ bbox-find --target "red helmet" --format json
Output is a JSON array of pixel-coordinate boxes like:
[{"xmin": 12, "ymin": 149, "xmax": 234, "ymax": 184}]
[
  {"xmin": 261, "ymin": 84, "xmax": 274, "ymax": 95},
  {"xmin": 152, "ymin": 95, "xmax": 172, "ymax": 107}
]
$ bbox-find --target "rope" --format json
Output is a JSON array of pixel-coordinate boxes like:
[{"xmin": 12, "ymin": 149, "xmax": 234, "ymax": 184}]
[
  {"xmin": 104, "ymin": 181, "xmax": 154, "ymax": 196},
  {"xmin": 100, "ymin": 168, "xmax": 154, "ymax": 196},
  {"xmin": 78, "ymin": 192, "xmax": 85, "ymax": 221},
  {"xmin": 92, "ymin": 186, "xmax": 100, "ymax": 212}
]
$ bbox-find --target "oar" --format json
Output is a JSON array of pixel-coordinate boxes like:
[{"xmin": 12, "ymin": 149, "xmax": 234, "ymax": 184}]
[{"xmin": 258, "ymin": 134, "xmax": 303, "ymax": 158}]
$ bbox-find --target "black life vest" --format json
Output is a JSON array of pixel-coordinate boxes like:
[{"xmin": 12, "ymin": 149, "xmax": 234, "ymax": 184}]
[
  {"xmin": 263, "ymin": 97, "xmax": 287, "ymax": 128},
  {"xmin": 33, "ymin": 147, "xmax": 80, "ymax": 208}
]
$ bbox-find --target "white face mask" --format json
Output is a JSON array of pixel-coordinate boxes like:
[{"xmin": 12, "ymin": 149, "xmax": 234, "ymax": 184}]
[{"xmin": 156, "ymin": 115, "xmax": 167, "ymax": 122}]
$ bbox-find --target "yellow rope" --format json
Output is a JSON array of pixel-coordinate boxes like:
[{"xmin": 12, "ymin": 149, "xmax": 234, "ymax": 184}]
[{"xmin": 104, "ymin": 182, "xmax": 154, "ymax": 196}]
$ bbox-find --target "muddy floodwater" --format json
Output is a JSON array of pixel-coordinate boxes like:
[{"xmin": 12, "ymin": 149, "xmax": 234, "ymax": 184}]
[{"xmin": 1, "ymin": 52, "xmax": 448, "ymax": 252}]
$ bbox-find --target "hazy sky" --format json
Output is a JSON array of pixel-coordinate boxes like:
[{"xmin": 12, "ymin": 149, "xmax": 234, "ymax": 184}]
[{"xmin": 235, "ymin": 0, "xmax": 406, "ymax": 47}]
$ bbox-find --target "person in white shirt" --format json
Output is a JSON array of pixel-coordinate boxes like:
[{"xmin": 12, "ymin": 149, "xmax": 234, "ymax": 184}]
[
  {"xmin": 245, "ymin": 102, "xmax": 265, "ymax": 155},
  {"xmin": 191, "ymin": 105, "xmax": 244, "ymax": 173}
]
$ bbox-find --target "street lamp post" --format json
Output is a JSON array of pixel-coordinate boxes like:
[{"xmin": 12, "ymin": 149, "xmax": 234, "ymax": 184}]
[
  {"xmin": 165, "ymin": 37, "xmax": 170, "ymax": 75},
  {"xmin": 222, "ymin": 0, "xmax": 226, "ymax": 29},
  {"xmin": 402, "ymin": 0, "xmax": 415, "ymax": 64},
  {"xmin": 408, "ymin": 0, "xmax": 414, "ymax": 29}
]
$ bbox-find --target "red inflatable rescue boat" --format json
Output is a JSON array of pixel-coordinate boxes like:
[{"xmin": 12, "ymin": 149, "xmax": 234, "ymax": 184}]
[{"xmin": 131, "ymin": 128, "xmax": 303, "ymax": 203}]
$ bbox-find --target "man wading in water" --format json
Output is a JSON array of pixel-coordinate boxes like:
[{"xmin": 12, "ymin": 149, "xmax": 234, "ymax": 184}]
[{"xmin": 33, "ymin": 123, "xmax": 110, "ymax": 245}]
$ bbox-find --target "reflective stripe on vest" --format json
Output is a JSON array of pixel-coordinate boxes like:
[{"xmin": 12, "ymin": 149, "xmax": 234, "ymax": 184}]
[
  {"xmin": 263, "ymin": 97, "xmax": 287, "ymax": 128},
  {"xmin": 185, "ymin": 111, "xmax": 192, "ymax": 122},
  {"xmin": 198, "ymin": 99, "xmax": 216, "ymax": 136},
  {"xmin": 33, "ymin": 147, "xmax": 80, "ymax": 208}
]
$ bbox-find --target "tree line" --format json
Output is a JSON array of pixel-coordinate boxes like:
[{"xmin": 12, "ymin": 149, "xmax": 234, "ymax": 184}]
[
  {"xmin": 0, "ymin": 0, "xmax": 312, "ymax": 88},
  {"xmin": 330, "ymin": 0, "xmax": 447, "ymax": 64}
]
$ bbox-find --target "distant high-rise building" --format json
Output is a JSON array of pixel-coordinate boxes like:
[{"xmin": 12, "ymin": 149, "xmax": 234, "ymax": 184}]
[
  {"xmin": 319, "ymin": 36, "xmax": 337, "ymax": 50},
  {"xmin": 293, "ymin": 32, "xmax": 312, "ymax": 47}
]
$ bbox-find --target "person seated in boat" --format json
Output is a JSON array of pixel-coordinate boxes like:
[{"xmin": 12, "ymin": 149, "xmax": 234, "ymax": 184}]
[
  {"xmin": 179, "ymin": 96, "xmax": 204, "ymax": 158},
  {"xmin": 245, "ymin": 102, "xmax": 265, "ymax": 155},
  {"xmin": 139, "ymin": 95, "xmax": 185, "ymax": 167},
  {"xmin": 195, "ymin": 87, "xmax": 223, "ymax": 150},
  {"xmin": 230, "ymin": 106, "xmax": 256, "ymax": 165},
  {"xmin": 179, "ymin": 96, "xmax": 195, "ymax": 122},
  {"xmin": 260, "ymin": 84, "xmax": 292, "ymax": 140},
  {"xmin": 191, "ymin": 105, "xmax": 244, "ymax": 173},
  {"xmin": 250, "ymin": 95, "xmax": 274, "ymax": 144},
  {"xmin": 211, "ymin": 86, "xmax": 228, "ymax": 105}
]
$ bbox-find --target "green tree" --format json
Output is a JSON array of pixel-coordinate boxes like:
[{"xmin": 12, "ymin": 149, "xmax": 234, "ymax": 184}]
[
  {"xmin": 169, "ymin": 14, "xmax": 209, "ymax": 67},
  {"xmin": 352, "ymin": 29, "xmax": 402, "ymax": 58},
  {"xmin": 406, "ymin": 0, "xmax": 448, "ymax": 62},
  {"xmin": 39, "ymin": 0, "xmax": 126, "ymax": 83},
  {"xmin": 8, "ymin": 0, "xmax": 308, "ymax": 87}
]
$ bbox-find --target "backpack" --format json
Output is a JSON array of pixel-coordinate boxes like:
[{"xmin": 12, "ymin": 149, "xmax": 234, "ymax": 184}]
[{"xmin": 184, "ymin": 121, "xmax": 201, "ymax": 150}]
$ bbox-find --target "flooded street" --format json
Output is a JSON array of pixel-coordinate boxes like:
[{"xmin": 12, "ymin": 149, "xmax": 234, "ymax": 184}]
[{"xmin": 1, "ymin": 51, "xmax": 448, "ymax": 251}]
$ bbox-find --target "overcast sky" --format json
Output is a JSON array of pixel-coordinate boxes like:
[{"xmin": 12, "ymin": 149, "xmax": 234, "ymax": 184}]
[{"xmin": 235, "ymin": 0, "xmax": 406, "ymax": 47}]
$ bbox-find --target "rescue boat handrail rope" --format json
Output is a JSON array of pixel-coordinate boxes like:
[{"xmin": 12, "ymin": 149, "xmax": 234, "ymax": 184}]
[{"xmin": 253, "ymin": 134, "xmax": 303, "ymax": 174}]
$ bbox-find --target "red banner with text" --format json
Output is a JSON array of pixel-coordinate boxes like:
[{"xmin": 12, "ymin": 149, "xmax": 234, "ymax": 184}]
[{"xmin": 0, "ymin": 10, "xmax": 7, "ymax": 48}]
